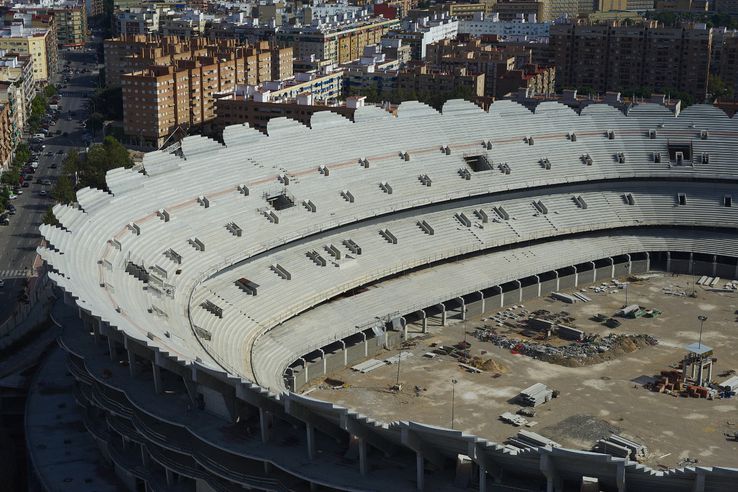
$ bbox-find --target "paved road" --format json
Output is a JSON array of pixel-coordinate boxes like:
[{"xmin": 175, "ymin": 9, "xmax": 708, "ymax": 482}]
[{"xmin": 0, "ymin": 47, "xmax": 99, "ymax": 323}]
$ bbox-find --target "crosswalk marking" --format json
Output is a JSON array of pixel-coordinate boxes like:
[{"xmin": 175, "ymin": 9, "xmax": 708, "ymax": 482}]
[{"xmin": 0, "ymin": 269, "xmax": 31, "ymax": 279}]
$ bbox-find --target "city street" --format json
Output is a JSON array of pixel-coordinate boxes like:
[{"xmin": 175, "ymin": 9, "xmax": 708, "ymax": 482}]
[{"xmin": 0, "ymin": 47, "xmax": 99, "ymax": 323}]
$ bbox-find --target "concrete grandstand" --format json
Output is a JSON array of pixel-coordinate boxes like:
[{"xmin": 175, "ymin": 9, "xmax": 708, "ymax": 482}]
[{"xmin": 31, "ymin": 99, "xmax": 738, "ymax": 491}]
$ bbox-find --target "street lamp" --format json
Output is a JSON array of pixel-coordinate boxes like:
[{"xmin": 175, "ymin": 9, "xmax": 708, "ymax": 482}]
[
  {"xmin": 451, "ymin": 378, "xmax": 458, "ymax": 429},
  {"xmin": 697, "ymin": 315, "xmax": 708, "ymax": 349}
]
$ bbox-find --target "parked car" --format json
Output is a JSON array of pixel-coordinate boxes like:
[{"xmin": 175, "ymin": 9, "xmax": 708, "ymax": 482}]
[
  {"xmin": 21, "ymin": 181, "xmax": 29, "ymax": 188},
  {"xmin": 8, "ymin": 193, "xmax": 17, "ymax": 200},
  {"xmin": 0, "ymin": 216, "xmax": 9, "ymax": 226},
  {"xmin": 39, "ymin": 190, "xmax": 47, "ymax": 197}
]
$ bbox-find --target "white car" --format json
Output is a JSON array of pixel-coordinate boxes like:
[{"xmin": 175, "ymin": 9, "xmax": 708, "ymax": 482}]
[{"xmin": 8, "ymin": 193, "xmax": 18, "ymax": 200}]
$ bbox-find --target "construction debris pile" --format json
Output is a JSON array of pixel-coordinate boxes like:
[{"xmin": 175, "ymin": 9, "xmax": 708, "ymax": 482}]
[
  {"xmin": 474, "ymin": 328, "xmax": 658, "ymax": 366},
  {"xmin": 645, "ymin": 369, "xmax": 721, "ymax": 399}
]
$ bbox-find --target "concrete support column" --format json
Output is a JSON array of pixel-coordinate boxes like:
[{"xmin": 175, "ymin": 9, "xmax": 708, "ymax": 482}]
[
  {"xmin": 712, "ymin": 255, "xmax": 718, "ymax": 277},
  {"xmin": 573, "ymin": 265, "xmax": 579, "ymax": 288},
  {"xmin": 416, "ymin": 451, "xmax": 424, "ymax": 491},
  {"xmin": 534, "ymin": 275, "xmax": 541, "ymax": 297},
  {"xmin": 259, "ymin": 408, "xmax": 271, "ymax": 443},
  {"xmin": 420, "ymin": 310, "xmax": 428, "ymax": 334},
  {"xmin": 152, "ymin": 361, "xmax": 162, "ymax": 394},
  {"xmin": 666, "ymin": 252, "xmax": 672, "ymax": 272},
  {"xmin": 497, "ymin": 286, "xmax": 504, "ymax": 307},
  {"xmin": 515, "ymin": 279, "xmax": 522, "ymax": 303},
  {"xmin": 479, "ymin": 462, "xmax": 487, "ymax": 492},
  {"xmin": 318, "ymin": 348, "xmax": 326, "ymax": 376},
  {"xmin": 554, "ymin": 270, "xmax": 560, "ymax": 291},
  {"xmin": 693, "ymin": 469, "xmax": 705, "ymax": 492},
  {"xmin": 127, "ymin": 348, "xmax": 138, "ymax": 377},
  {"xmin": 625, "ymin": 254, "xmax": 632, "ymax": 274},
  {"xmin": 140, "ymin": 446, "xmax": 150, "ymax": 467},
  {"xmin": 457, "ymin": 297, "xmax": 466, "ymax": 321},
  {"xmin": 616, "ymin": 461, "xmax": 626, "ymax": 492},
  {"xmin": 609, "ymin": 257, "xmax": 615, "ymax": 278},
  {"xmin": 590, "ymin": 261, "xmax": 597, "ymax": 283},
  {"xmin": 340, "ymin": 340, "xmax": 347, "ymax": 366},
  {"xmin": 401, "ymin": 317, "xmax": 408, "ymax": 340},
  {"xmin": 540, "ymin": 453, "xmax": 561, "ymax": 492},
  {"xmin": 306, "ymin": 423, "xmax": 316, "ymax": 461},
  {"xmin": 645, "ymin": 251, "xmax": 650, "ymax": 272},
  {"xmin": 107, "ymin": 336, "xmax": 116, "ymax": 362},
  {"xmin": 477, "ymin": 291, "xmax": 485, "ymax": 315},
  {"xmin": 165, "ymin": 468, "xmax": 174, "ymax": 486},
  {"xmin": 360, "ymin": 332, "xmax": 368, "ymax": 357},
  {"xmin": 263, "ymin": 461, "xmax": 271, "ymax": 474},
  {"xmin": 358, "ymin": 437, "xmax": 368, "ymax": 476},
  {"xmin": 440, "ymin": 303, "xmax": 447, "ymax": 326},
  {"xmin": 689, "ymin": 252, "xmax": 694, "ymax": 274},
  {"xmin": 300, "ymin": 358, "xmax": 308, "ymax": 386},
  {"xmin": 92, "ymin": 319, "xmax": 100, "ymax": 344}
]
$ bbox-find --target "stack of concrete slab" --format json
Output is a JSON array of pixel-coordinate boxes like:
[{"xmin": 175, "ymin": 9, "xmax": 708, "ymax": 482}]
[
  {"xmin": 517, "ymin": 383, "xmax": 554, "ymax": 407},
  {"xmin": 507, "ymin": 430, "xmax": 561, "ymax": 450},
  {"xmin": 594, "ymin": 434, "xmax": 647, "ymax": 460}
]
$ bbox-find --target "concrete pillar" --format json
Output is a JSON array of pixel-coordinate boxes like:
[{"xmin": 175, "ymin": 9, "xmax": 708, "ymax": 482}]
[
  {"xmin": 360, "ymin": 332, "xmax": 368, "ymax": 357},
  {"xmin": 497, "ymin": 286, "xmax": 504, "ymax": 307},
  {"xmin": 416, "ymin": 451, "xmax": 424, "ymax": 491},
  {"xmin": 590, "ymin": 261, "xmax": 596, "ymax": 283},
  {"xmin": 401, "ymin": 317, "xmax": 408, "ymax": 339},
  {"xmin": 712, "ymin": 255, "xmax": 718, "ymax": 277},
  {"xmin": 259, "ymin": 408, "xmax": 271, "ymax": 443},
  {"xmin": 534, "ymin": 275, "xmax": 541, "ymax": 297},
  {"xmin": 616, "ymin": 461, "xmax": 626, "ymax": 492},
  {"xmin": 689, "ymin": 252, "xmax": 694, "ymax": 274},
  {"xmin": 609, "ymin": 257, "xmax": 615, "ymax": 278},
  {"xmin": 693, "ymin": 468, "xmax": 705, "ymax": 492},
  {"xmin": 457, "ymin": 297, "xmax": 466, "ymax": 321},
  {"xmin": 358, "ymin": 437, "xmax": 368, "ymax": 476},
  {"xmin": 301, "ymin": 357, "xmax": 308, "ymax": 386},
  {"xmin": 515, "ymin": 279, "xmax": 522, "ymax": 303},
  {"xmin": 573, "ymin": 265, "xmax": 579, "ymax": 288},
  {"xmin": 477, "ymin": 291, "xmax": 485, "ymax": 315},
  {"xmin": 107, "ymin": 336, "xmax": 116, "ymax": 361},
  {"xmin": 625, "ymin": 253, "xmax": 632, "ymax": 274},
  {"xmin": 340, "ymin": 340, "xmax": 347, "ymax": 366},
  {"xmin": 127, "ymin": 348, "xmax": 138, "ymax": 377},
  {"xmin": 263, "ymin": 461, "xmax": 271, "ymax": 474},
  {"xmin": 165, "ymin": 468, "xmax": 174, "ymax": 486},
  {"xmin": 666, "ymin": 252, "xmax": 672, "ymax": 272},
  {"xmin": 152, "ymin": 361, "xmax": 162, "ymax": 394},
  {"xmin": 420, "ymin": 310, "xmax": 428, "ymax": 334},
  {"xmin": 318, "ymin": 348, "xmax": 326, "ymax": 376},
  {"xmin": 645, "ymin": 252, "xmax": 650, "ymax": 272},
  {"xmin": 140, "ymin": 446, "xmax": 150, "ymax": 467},
  {"xmin": 306, "ymin": 423, "xmax": 316, "ymax": 460},
  {"xmin": 540, "ymin": 453, "xmax": 560, "ymax": 492},
  {"xmin": 440, "ymin": 303, "xmax": 447, "ymax": 326},
  {"xmin": 479, "ymin": 462, "xmax": 487, "ymax": 492},
  {"xmin": 554, "ymin": 270, "xmax": 560, "ymax": 291},
  {"xmin": 92, "ymin": 319, "xmax": 100, "ymax": 344}
]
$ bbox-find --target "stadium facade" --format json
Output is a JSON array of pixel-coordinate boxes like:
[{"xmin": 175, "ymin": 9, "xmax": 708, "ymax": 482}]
[{"xmin": 31, "ymin": 100, "xmax": 738, "ymax": 491}]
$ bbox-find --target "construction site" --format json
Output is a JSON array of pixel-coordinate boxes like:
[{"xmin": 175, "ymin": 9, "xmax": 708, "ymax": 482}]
[{"xmin": 306, "ymin": 273, "xmax": 738, "ymax": 470}]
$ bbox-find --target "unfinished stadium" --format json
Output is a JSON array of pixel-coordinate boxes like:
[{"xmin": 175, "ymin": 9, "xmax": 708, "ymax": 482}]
[{"xmin": 31, "ymin": 99, "xmax": 738, "ymax": 491}]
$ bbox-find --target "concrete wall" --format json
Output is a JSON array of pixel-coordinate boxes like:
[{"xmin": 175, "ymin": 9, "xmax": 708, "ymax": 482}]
[
  {"xmin": 200, "ymin": 385, "xmax": 231, "ymax": 421},
  {"xmin": 595, "ymin": 266, "xmax": 611, "ymax": 282},
  {"xmin": 540, "ymin": 278, "xmax": 558, "ymax": 297},
  {"xmin": 614, "ymin": 261, "xmax": 630, "ymax": 277},
  {"xmin": 502, "ymin": 288, "xmax": 520, "ymax": 306},
  {"xmin": 558, "ymin": 273, "xmax": 577, "ymax": 290},
  {"xmin": 716, "ymin": 262, "xmax": 737, "ymax": 279},
  {"xmin": 521, "ymin": 284, "xmax": 539, "ymax": 301},
  {"xmin": 466, "ymin": 299, "xmax": 484, "ymax": 318},
  {"xmin": 632, "ymin": 259, "xmax": 649, "ymax": 274}
]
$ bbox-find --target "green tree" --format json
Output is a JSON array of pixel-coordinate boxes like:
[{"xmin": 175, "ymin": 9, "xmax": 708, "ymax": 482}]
[
  {"xmin": 708, "ymin": 74, "xmax": 733, "ymax": 102},
  {"xmin": 51, "ymin": 174, "xmax": 76, "ymax": 205},
  {"xmin": 89, "ymin": 87, "xmax": 123, "ymax": 120},
  {"xmin": 43, "ymin": 84, "xmax": 57, "ymax": 98},
  {"xmin": 42, "ymin": 207, "xmax": 59, "ymax": 226},
  {"xmin": 77, "ymin": 136, "xmax": 132, "ymax": 190},
  {"xmin": 87, "ymin": 112, "xmax": 105, "ymax": 136}
]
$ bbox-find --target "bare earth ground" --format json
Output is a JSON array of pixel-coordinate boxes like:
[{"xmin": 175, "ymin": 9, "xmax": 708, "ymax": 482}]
[{"xmin": 306, "ymin": 273, "xmax": 738, "ymax": 470}]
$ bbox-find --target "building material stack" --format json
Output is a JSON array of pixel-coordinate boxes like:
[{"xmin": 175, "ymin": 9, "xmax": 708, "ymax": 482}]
[{"xmin": 517, "ymin": 383, "xmax": 553, "ymax": 407}]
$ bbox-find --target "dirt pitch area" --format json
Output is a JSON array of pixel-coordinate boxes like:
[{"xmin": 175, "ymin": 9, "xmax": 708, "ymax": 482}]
[{"xmin": 306, "ymin": 273, "xmax": 738, "ymax": 470}]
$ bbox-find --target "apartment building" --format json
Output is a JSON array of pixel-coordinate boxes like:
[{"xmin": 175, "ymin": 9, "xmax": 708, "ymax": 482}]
[
  {"xmin": 426, "ymin": 37, "xmax": 555, "ymax": 98},
  {"xmin": 6, "ymin": 4, "xmax": 88, "ymax": 46},
  {"xmin": 0, "ymin": 102, "xmax": 12, "ymax": 169},
  {"xmin": 384, "ymin": 12, "xmax": 459, "ymax": 60},
  {"xmin": 397, "ymin": 64, "xmax": 485, "ymax": 98},
  {"xmin": 116, "ymin": 7, "xmax": 160, "ymax": 36},
  {"xmin": 214, "ymin": 90, "xmax": 362, "ymax": 133},
  {"xmin": 551, "ymin": 21, "xmax": 712, "ymax": 101},
  {"xmin": 120, "ymin": 41, "xmax": 294, "ymax": 147},
  {"xmin": 276, "ymin": 16, "xmax": 399, "ymax": 65},
  {"xmin": 492, "ymin": 0, "xmax": 548, "ymax": 22},
  {"xmin": 459, "ymin": 12, "xmax": 551, "ymax": 42},
  {"xmin": 716, "ymin": 32, "xmax": 738, "ymax": 96},
  {"xmin": 0, "ymin": 51, "xmax": 34, "ymax": 138},
  {"xmin": 105, "ymin": 35, "xmax": 292, "ymax": 88},
  {"xmin": 86, "ymin": 0, "xmax": 103, "ymax": 17},
  {"xmin": 0, "ymin": 22, "xmax": 57, "ymax": 83}
]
